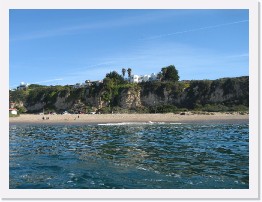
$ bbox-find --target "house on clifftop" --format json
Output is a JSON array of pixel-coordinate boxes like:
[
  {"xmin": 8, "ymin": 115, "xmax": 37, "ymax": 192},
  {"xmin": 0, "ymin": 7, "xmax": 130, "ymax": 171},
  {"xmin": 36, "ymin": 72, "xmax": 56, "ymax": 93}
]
[
  {"xmin": 17, "ymin": 82, "xmax": 29, "ymax": 91},
  {"xmin": 130, "ymin": 73, "xmax": 158, "ymax": 83}
]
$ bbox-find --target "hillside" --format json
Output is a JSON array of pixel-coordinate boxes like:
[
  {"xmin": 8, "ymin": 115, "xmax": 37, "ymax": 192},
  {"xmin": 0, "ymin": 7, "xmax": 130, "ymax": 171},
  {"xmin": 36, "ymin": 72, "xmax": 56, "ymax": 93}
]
[{"xmin": 10, "ymin": 76, "xmax": 249, "ymax": 114}]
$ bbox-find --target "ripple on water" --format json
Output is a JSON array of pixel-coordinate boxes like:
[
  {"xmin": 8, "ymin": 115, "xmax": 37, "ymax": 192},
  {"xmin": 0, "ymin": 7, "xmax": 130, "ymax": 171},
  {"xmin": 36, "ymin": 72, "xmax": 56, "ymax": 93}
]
[{"xmin": 9, "ymin": 123, "xmax": 249, "ymax": 189}]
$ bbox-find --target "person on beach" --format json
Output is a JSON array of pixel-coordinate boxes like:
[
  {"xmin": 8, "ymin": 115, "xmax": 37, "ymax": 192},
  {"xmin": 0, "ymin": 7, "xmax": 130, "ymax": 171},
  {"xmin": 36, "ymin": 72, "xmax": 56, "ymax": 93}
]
[{"xmin": 42, "ymin": 116, "xmax": 45, "ymax": 120}]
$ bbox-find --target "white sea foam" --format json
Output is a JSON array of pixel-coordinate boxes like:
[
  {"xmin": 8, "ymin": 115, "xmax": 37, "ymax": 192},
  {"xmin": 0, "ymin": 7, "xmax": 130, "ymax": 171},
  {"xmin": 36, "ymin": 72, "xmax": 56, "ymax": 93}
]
[
  {"xmin": 98, "ymin": 122, "xmax": 151, "ymax": 126},
  {"xmin": 98, "ymin": 122, "xmax": 182, "ymax": 126},
  {"xmin": 136, "ymin": 166, "xmax": 148, "ymax": 171}
]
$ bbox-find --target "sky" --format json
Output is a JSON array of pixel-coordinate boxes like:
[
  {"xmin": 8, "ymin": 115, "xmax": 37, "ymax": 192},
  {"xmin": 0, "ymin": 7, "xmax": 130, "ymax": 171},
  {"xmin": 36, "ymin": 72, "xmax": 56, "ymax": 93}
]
[{"xmin": 9, "ymin": 9, "xmax": 249, "ymax": 88}]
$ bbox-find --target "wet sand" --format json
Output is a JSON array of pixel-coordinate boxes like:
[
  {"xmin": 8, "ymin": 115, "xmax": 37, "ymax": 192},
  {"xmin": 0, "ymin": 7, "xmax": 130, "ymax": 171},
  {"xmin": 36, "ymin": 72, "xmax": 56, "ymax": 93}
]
[{"xmin": 9, "ymin": 112, "xmax": 249, "ymax": 124}]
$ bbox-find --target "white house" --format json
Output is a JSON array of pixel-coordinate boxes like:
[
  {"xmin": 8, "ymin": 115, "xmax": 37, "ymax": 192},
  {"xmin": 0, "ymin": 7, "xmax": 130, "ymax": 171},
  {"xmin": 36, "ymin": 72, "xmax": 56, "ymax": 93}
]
[
  {"xmin": 150, "ymin": 73, "xmax": 158, "ymax": 81},
  {"xmin": 17, "ymin": 82, "xmax": 29, "ymax": 90},
  {"xmin": 74, "ymin": 80, "xmax": 103, "ymax": 88},
  {"xmin": 141, "ymin": 75, "xmax": 151, "ymax": 82},
  {"xmin": 9, "ymin": 108, "xmax": 18, "ymax": 115},
  {"xmin": 130, "ymin": 73, "xmax": 158, "ymax": 83},
  {"xmin": 130, "ymin": 75, "xmax": 141, "ymax": 83},
  {"xmin": 73, "ymin": 83, "xmax": 83, "ymax": 88},
  {"xmin": 92, "ymin": 80, "xmax": 103, "ymax": 86},
  {"xmin": 84, "ymin": 80, "xmax": 92, "ymax": 87}
]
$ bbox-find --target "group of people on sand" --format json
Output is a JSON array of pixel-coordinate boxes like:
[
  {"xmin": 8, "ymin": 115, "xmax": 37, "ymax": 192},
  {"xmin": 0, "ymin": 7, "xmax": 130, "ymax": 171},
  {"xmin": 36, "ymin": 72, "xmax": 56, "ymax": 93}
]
[
  {"xmin": 42, "ymin": 115, "xmax": 81, "ymax": 121},
  {"xmin": 74, "ymin": 115, "xmax": 80, "ymax": 120}
]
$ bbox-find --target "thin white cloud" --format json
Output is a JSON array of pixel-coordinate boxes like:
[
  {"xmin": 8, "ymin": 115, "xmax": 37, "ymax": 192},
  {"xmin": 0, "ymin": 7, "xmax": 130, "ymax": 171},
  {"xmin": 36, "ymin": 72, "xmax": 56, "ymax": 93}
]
[
  {"xmin": 10, "ymin": 78, "xmax": 64, "ymax": 88},
  {"xmin": 10, "ymin": 11, "xmax": 178, "ymax": 41},
  {"xmin": 61, "ymin": 67, "xmax": 111, "ymax": 84},
  {"xmin": 66, "ymin": 61, "xmax": 115, "ymax": 76},
  {"xmin": 72, "ymin": 61, "xmax": 115, "ymax": 72},
  {"xmin": 32, "ymin": 78, "xmax": 64, "ymax": 84},
  {"xmin": 144, "ymin": 20, "xmax": 249, "ymax": 40},
  {"xmin": 57, "ymin": 61, "xmax": 117, "ymax": 84},
  {"xmin": 226, "ymin": 53, "xmax": 249, "ymax": 58}
]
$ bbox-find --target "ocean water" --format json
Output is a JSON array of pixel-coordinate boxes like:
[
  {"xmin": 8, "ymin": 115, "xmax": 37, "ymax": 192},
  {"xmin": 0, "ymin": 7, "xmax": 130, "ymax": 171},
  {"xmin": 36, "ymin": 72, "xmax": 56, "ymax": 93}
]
[{"xmin": 9, "ymin": 122, "xmax": 249, "ymax": 189}]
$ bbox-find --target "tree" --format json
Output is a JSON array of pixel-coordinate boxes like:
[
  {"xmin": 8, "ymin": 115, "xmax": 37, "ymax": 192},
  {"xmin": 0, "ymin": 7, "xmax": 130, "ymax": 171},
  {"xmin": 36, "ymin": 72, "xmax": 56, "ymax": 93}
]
[
  {"xmin": 127, "ymin": 68, "xmax": 132, "ymax": 78},
  {"xmin": 103, "ymin": 77, "xmax": 114, "ymax": 89},
  {"xmin": 160, "ymin": 65, "xmax": 179, "ymax": 82},
  {"xmin": 122, "ymin": 68, "xmax": 126, "ymax": 78},
  {"xmin": 105, "ymin": 71, "xmax": 125, "ymax": 85},
  {"xmin": 162, "ymin": 67, "xmax": 167, "ymax": 75},
  {"xmin": 157, "ymin": 72, "xmax": 163, "ymax": 81},
  {"xmin": 28, "ymin": 84, "xmax": 46, "ymax": 89},
  {"xmin": 106, "ymin": 71, "xmax": 124, "ymax": 83}
]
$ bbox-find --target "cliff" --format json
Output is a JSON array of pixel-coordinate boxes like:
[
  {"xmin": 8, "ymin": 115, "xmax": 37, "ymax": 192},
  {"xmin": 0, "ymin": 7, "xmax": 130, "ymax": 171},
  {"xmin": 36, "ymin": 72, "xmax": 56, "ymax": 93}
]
[{"xmin": 9, "ymin": 76, "xmax": 249, "ymax": 114}]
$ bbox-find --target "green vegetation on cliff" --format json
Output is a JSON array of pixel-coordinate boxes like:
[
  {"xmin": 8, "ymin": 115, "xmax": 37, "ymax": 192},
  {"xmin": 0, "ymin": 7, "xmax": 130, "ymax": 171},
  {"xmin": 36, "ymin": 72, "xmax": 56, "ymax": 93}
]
[
  {"xmin": 181, "ymin": 76, "xmax": 248, "ymax": 110},
  {"xmin": 9, "ymin": 65, "xmax": 249, "ymax": 114}
]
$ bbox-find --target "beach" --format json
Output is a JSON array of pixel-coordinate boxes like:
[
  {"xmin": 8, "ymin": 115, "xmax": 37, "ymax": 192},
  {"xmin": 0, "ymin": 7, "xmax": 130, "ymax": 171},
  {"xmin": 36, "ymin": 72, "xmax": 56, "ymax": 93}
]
[{"xmin": 9, "ymin": 112, "xmax": 248, "ymax": 124}]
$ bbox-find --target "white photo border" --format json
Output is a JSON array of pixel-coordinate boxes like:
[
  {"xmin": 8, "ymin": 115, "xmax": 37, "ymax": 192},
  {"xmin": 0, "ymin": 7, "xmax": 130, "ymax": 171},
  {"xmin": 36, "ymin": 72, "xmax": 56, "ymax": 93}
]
[{"xmin": 0, "ymin": 0, "xmax": 259, "ymax": 199}]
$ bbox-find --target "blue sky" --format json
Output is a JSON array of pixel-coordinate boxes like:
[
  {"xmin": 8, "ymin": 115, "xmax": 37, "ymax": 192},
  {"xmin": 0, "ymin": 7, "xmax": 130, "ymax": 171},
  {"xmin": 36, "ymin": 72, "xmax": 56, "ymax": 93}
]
[{"xmin": 9, "ymin": 9, "xmax": 248, "ymax": 88}]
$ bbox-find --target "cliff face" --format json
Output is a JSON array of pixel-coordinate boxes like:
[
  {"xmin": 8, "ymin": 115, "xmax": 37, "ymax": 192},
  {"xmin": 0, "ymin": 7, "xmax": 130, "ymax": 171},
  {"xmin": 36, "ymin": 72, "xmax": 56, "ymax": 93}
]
[
  {"xmin": 26, "ymin": 102, "xmax": 45, "ymax": 112},
  {"xmin": 119, "ymin": 87, "xmax": 142, "ymax": 109},
  {"xmin": 54, "ymin": 92, "xmax": 74, "ymax": 111},
  {"xmin": 10, "ymin": 76, "xmax": 248, "ymax": 113},
  {"xmin": 24, "ymin": 91, "xmax": 74, "ymax": 112},
  {"xmin": 141, "ymin": 77, "xmax": 247, "ymax": 107},
  {"xmin": 140, "ymin": 88, "xmax": 179, "ymax": 107}
]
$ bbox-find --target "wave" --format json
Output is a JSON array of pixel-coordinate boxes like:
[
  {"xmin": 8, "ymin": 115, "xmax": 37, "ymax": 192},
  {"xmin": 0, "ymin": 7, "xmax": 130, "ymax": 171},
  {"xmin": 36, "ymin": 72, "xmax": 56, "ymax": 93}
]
[{"xmin": 97, "ymin": 122, "xmax": 183, "ymax": 126}]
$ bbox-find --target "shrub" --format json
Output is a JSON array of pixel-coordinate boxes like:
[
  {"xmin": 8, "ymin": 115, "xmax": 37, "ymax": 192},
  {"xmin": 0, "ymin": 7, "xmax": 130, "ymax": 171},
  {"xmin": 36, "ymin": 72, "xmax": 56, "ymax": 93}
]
[
  {"xmin": 149, "ymin": 104, "xmax": 178, "ymax": 113},
  {"xmin": 202, "ymin": 104, "xmax": 229, "ymax": 112}
]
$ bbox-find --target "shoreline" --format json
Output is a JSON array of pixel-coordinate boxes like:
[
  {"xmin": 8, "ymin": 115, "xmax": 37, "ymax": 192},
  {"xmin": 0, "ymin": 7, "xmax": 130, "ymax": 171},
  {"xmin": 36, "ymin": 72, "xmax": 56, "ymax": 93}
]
[{"xmin": 9, "ymin": 113, "xmax": 249, "ymax": 125}]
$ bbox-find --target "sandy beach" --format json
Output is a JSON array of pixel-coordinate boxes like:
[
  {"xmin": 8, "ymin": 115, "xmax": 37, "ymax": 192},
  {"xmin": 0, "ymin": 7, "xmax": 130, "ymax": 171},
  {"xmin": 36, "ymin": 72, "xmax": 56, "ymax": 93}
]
[{"xmin": 9, "ymin": 112, "xmax": 248, "ymax": 124}]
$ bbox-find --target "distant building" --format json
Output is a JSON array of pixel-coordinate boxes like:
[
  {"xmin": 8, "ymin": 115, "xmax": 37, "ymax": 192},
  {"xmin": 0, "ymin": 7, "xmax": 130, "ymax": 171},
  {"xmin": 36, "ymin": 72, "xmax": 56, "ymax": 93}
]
[
  {"xmin": 130, "ymin": 75, "xmax": 141, "ymax": 83},
  {"xmin": 73, "ymin": 83, "xmax": 82, "ymax": 88},
  {"xmin": 17, "ymin": 82, "xmax": 29, "ymax": 90},
  {"xmin": 10, "ymin": 102, "xmax": 15, "ymax": 108},
  {"xmin": 92, "ymin": 80, "xmax": 103, "ymax": 86},
  {"xmin": 9, "ymin": 108, "xmax": 18, "ymax": 115},
  {"xmin": 74, "ymin": 80, "xmax": 103, "ymax": 88},
  {"xmin": 85, "ymin": 80, "xmax": 92, "ymax": 87},
  {"xmin": 130, "ymin": 73, "xmax": 158, "ymax": 83},
  {"xmin": 149, "ymin": 73, "xmax": 158, "ymax": 81},
  {"xmin": 180, "ymin": 80, "xmax": 190, "ymax": 83},
  {"xmin": 142, "ymin": 74, "xmax": 153, "ymax": 82}
]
